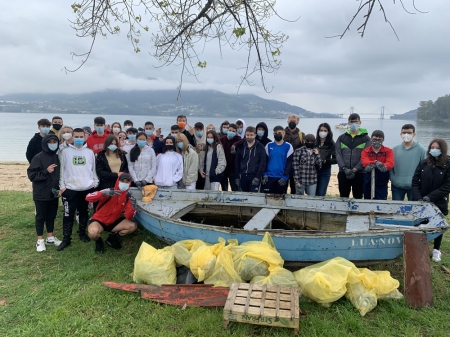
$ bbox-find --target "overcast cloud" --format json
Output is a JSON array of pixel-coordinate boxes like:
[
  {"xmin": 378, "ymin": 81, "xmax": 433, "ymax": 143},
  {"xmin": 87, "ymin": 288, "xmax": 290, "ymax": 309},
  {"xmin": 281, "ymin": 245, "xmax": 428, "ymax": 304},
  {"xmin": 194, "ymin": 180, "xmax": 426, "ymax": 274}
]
[{"xmin": 1, "ymin": 0, "xmax": 449, "ymax": 116}]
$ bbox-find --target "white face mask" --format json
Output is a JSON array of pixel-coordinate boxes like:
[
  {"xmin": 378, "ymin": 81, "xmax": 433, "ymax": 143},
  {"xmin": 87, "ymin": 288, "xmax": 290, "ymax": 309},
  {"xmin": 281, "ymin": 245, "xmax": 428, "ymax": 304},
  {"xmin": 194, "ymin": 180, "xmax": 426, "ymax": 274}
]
[
  {"xmin": 402, "ymin": 133, "xmax": 413, "ymax": 143},
  {"xmin": 62, "ymin": 133, "xmax": 72, "ymax": 140},
  {"xmin": 319, "ymin": 131, "xmax": 328, "ymax": 139},
  {"xmin": 123, "ymin": 126, "xmax": 130, "ymax": 132},
  {"xmin": 113, "ymin": 127, "xmax": 120, "ymax": 133}
]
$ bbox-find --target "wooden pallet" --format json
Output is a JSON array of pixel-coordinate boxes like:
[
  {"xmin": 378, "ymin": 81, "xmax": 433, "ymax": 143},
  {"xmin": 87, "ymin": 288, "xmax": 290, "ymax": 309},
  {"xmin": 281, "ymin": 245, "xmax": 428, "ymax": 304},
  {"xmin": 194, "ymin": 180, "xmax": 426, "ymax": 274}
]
[{"xmin": 223, "ymin": 283, "xmax": 300, "ymax": 334}]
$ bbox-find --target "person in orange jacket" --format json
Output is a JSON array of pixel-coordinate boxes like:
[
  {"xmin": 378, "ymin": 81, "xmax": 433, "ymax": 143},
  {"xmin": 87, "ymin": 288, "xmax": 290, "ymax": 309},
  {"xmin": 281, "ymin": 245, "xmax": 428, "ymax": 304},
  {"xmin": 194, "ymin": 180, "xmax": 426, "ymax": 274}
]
[{"xmin": 361, "ymin": 130, "xmax": 394, "ymax": 200}]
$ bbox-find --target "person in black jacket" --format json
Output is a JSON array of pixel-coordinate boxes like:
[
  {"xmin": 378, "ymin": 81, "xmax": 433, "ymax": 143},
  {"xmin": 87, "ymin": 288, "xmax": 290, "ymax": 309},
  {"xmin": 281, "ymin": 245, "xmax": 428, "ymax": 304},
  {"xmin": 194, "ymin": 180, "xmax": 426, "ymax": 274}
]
[
  {"xmin": 96, "ymin": 135, "xmax": 129, "ymax": 190},
  {"xmin": 412, "ymin": 138, "xmax": 450, "ymax": 263},
  {"xmin": 315, "ymin": 123, "xmax": 337, "ymax": 196},
  {"xmin": 256, "ymin": 122, "xmax": 272, "ymax": 146},
  {"xmin": 27, "ymin": 134, "xmax": 62, "ymax": 252},
  {"xmin": 235, "ymin": 126, "xmax": 267, "ymax": 193},
  {"xmin": 26, "ymin": 118, "xmax": 52, "ymax": 163}
]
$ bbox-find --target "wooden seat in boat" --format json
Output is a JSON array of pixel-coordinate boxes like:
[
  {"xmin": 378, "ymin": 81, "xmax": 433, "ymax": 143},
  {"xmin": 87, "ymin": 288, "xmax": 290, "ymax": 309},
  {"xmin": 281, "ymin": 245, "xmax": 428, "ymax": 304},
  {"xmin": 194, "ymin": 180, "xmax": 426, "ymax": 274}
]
[{"xmin": 243, "ymin": 208, "xmax": 281, "ymax": 231}]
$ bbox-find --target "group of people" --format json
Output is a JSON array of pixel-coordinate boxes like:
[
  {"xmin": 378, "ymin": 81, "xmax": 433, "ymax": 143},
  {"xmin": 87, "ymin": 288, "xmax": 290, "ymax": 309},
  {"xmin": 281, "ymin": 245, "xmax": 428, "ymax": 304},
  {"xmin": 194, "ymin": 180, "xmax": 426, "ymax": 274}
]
[{"xmin": 26, "ymin": 113, "xmax": 450, "ymax": 262}]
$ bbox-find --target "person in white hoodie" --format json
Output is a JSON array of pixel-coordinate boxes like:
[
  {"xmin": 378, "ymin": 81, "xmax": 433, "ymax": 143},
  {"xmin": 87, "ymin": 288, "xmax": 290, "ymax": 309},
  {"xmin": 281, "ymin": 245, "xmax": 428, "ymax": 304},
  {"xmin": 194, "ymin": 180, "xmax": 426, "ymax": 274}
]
[
  {"xmin": 127, "ymin": 132, "xmax": 157, "ymax": 188},
  {"xmin": 176, "ymin": 133, "xmax": 198, "ymax": 190},
  {"xmin": 57, "ymin": 128, "xmax": 99, "ymax": 251},
  {"xmin": 154, "ymin": 136, "xmax": 183, "ymax": 189},
  {"xmin": 235, "ymin": 119, "xmax": 247, "ymax": 139}
]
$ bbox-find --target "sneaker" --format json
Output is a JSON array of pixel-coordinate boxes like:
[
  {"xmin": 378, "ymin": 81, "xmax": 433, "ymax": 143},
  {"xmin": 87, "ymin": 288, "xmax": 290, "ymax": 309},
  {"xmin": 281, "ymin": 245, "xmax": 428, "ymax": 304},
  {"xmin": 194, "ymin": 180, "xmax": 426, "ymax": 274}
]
[
  {"xmin": 78, "ymin": 232, "xmax": 91, "ymax": 243},
  {"xmin": 45, "ymin": 236, "xmax": 62, "ymax": 247},
  {"xmin": 95, "ymin": 238, "xmax": 104, "ymax": 254},
  {"xmin": 36, "ymin": 239, "xmax": 46, "ymax": 252},
  {"xmin": 105, "ymin": 234, "xmax": 122, "ymax": 250},
  {"xmin": 432, "ymin": 249, "xmax": 442, "ymax": 262}
]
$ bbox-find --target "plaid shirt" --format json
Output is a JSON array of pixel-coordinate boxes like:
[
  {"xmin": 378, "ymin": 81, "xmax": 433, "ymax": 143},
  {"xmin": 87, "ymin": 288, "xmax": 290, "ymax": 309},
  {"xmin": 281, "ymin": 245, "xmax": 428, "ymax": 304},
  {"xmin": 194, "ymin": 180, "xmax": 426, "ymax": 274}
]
[{"xmin": 292, "ymin": 146, "xmax": 322, "ymax": 185}]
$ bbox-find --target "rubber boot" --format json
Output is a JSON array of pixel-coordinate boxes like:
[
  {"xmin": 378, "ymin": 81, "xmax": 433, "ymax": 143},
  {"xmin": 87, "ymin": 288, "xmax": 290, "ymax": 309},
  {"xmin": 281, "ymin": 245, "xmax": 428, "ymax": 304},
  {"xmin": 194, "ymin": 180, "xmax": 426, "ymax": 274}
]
[
  {"xmin": 77, "ymin": 216, "xmax": 91, "ymax": 242},
  {"xmin": 57, "ymin": 221, "xmax": 72, "ymax": 251},
  {"xmin": 142, "ymin": 185, "xmax": 158, "ymax": 203},
  {"xmin": 95, "ymin": 237, "xmax": 104, "ymax": 254}
]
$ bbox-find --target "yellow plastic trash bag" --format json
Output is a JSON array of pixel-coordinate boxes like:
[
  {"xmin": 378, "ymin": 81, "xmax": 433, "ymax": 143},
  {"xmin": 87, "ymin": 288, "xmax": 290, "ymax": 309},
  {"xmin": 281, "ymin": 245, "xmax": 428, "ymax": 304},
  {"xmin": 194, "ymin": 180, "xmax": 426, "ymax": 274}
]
[
  {"xmin": 378, "ymin": 289, "xmax": 403, "ymax": 300},
  {"xmin": 251, "ymin": 266, "xmax": 298, "ymax": 287},
  {"xmin": 352, "ymin": 268, "xmax": 400, "ymax": 298},
  {"xmin": 345, "ymin": 282, "xmax": 378, "ymax": 317},
  {"xmin": 231, "ymin": 232, "xmax": 284, "ymax": 281},
  {"xmin": 190, "ymin": 238, "xmax": 226, "ymax": 282},
  {"xmin": 205, "ymin": 239, "xmax": 242, "ymax": 287},
  {"xmin": 133, "ymin": 242, "xmax": 176, "ymax": 285},
  {"xmin": 142, "ymin": 185, "xmax": 158, "ymax": 202},
  {"xmin": 171, "ymin": 239, "xmax": 209, "ymax": 267},
  {"xmin": 293, "ymin": 257, "xmax": 357, "ymax": 305}
]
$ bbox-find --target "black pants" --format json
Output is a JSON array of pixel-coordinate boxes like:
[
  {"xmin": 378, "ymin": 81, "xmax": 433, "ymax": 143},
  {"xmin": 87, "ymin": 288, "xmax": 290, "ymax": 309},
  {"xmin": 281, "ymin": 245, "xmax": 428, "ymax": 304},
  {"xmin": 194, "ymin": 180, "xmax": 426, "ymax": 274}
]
[
  {"xmin": 220, "ymin": 171, "xmax": 238, "ymax": 192},
  {"xmin": 62, "ymin": 188, "xmax": 94, "ymax": 238},
  {"xmin": 240, "ymin": 174, "xmax": 259, "ymax": 193},
  {"xmin": 34, "ymin": 199, "xmax": 58, "ymax": 236},
  {"xmin": 261, "ymin": 177, "xmax": 288, "ymax": 194},
  {"xmin": 195, "ymin": 172, "xmax": 205, "ymax": 190},
  {"xmin": 337, "ymin": 172, "xmax": 364, "ymax": 199},
  {"xmin": 288, "ymin": 172, "xmax": 296, "ymax": 194}
]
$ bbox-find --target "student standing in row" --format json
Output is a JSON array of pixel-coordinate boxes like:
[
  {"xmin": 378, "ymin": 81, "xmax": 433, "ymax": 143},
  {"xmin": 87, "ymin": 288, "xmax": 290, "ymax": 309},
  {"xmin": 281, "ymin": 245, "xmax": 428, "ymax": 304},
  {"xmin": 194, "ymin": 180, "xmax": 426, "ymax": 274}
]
[
  {"xmin": 26, "ymin": 118, "xmax": 52, "ymax": 163},
  {"xmin": 315, "ymin": 123, "xmax": 336, "ymax": 197},
  {"xmin": 194, "ymin": 122, "xmax": 206, "ymax": 190},
  {"xmin": 50, "ymin": 116, "xmax": 63, "ymax": 135},
  {"xmin": 283, "ymin": 114, "xmax": 306, "ymax": 194},
  {"xmin": 127, "ymin": 132, "xmax": 156, "ymax": 188},
  {"xmin": 86, "ymin": 116, "xmax": 110, "ymax": 154},
  {"xmin": 176, "ymin": 133, "xmax": 199, "ymax": 190},
  {"xmin": 96, "ymin": 135, "xmax": 129, "ymax": 190},
  {"xmin": 219, "ymin": 123, "xmax": 241, "ymax": 192},
  {"xmin": 292, "ymin": 134, "xmax": 322, "ymax": 196},
  {"xmin": 201, "ymin": 130, "xmax": 226, "ymax": 191},
  {"xmin": 58, "ymin": 126, "xmax": 74, "ymax": 151},
  {"xmin": 154, "ymin": 136, "xmax": 184, "ymax": 189}
]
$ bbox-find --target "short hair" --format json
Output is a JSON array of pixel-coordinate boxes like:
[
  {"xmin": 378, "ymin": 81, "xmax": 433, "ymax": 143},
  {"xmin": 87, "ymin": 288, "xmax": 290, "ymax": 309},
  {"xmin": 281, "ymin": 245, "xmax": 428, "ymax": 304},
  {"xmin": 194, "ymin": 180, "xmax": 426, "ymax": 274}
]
[
  {"xmin": 228, "ymin": 123, "xmax": 238, "ymax": 130},
  {"xmin": 124, "ymin": 119, "xmax": 133, "ymax": 126},
  {"xmin": 245, "ymin": 126, "xmax": 256, "ymax": 134},
  {"xmin": 401, "ymin": 124, "xmax": 415, "ymax": 133},
  {"xmin": 305, "ymin": 134, "xmax": 316, "ymax": 143},
  {"xmin": 52, "ymin": 116, "xmax": 63, "ymax": 122},
  {"xmin": 94, "ymin": 116, "xmax": 106, "ymax": 125},
  {"xmin": 287, "ymin": 114, "xmax": 300, "ymax": 122},
  {"xmin": 171, "ymin": 125, "xmax": 180, "ymax": 131},
  {"xmin": 221, "ymin": 120, "xmax": 230, "ymax": 126},
  {"xmin": 236, "ymin": 120, "xmax": 243, "ymax": 126},
  {"xmin": 126, "ymin": 127, "xmax": 138, "ymax": 134},
  {"xmin": 273, "ymin": 125, "xmax": 284, "ymax": 132},
  {"xmin": 177, "ymin": 115, "xmax": 187, "ymax": 121},
  {"xmin": 144, "ymin": 121, "xmax": 154, "ymax": 127},
  {"xmin": 73, "ymin": 128, "xmax": 84, "ymax": 134},
  {"xmin": 194, "ymin": 122, "xmax": 204, "ymax": 129},
  {"xmin": 37, "ymin": 118, "xmax": 51, "ymax": 127},
  {"xmin": 348, "ymin": 113, "xmax": 361, "ymax": 121},
  {"xmin": 371, "ymin": 130, "xmax": 385, "ymax": 139}
]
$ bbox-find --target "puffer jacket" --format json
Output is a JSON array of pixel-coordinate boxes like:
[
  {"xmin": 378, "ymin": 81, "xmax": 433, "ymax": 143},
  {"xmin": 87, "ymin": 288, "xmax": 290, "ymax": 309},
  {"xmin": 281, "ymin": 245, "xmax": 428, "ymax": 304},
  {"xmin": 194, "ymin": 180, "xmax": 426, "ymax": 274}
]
[
  {"xmin": 283, "ymin": 127, "xmax": 305, "ymax": 150},
  {"xmin": 412, "ymin": 158, "xmax": 450, "ymax": 215},
  {"xmin": 335, "ymin": 128, "xmax": 370, "ymax": 173},
  {"xmin": 96, "ymin": 150, "xmax": 129, "ymax": 190},
  {"xmin": 256, "ymin": 122, "xmax": 272, "ymax": 146},
  {"xmin": 183, "ymin": 144, "xmax": 199, "ymax": 185},
  {"xmin": 27, "ymin": 134, "xmax": 60, "ymax": 201},
  {"xmin": 235, "ymin": 140, "xmax": 266, "ymax": 179},
  {"xmin": 126, "ymin": 145, "xmax": 157, "ymax": 184}
]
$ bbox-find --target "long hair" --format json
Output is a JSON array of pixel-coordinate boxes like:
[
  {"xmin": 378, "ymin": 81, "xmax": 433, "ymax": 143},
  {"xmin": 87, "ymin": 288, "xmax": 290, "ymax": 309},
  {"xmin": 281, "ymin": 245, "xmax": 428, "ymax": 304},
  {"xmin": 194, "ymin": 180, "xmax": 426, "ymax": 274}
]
[
  {"xmin": 111, "ymin": 122, "xmax": 122, "ymax": 132},
  {"xmin": 427, "ymin": 138, "xmax": 448, "ymax": 167},
  {"xmin": 176, "ymin": 133, "xmax": 189, "ymax": 153},
  {"xmin": 316, "ymin": 123, "xmax": 334, "ymax": 146},
  {"xmin": 58, "ymin": 125, "xmax": 73, "ymax": 144},
  {"xmin": 130, "ymin": 132, "xmax": 147, "ymax": 162},
  {"xmin": 104, "ymin": 134, "xmax": 122, "ymax": 158},
  {"xmin": 206, "ymin": 130, "xmax": 221, "ymax": 150},
  {"xmin": 161, "ymin": 135, "xmax": 176, "ymax": 154}
]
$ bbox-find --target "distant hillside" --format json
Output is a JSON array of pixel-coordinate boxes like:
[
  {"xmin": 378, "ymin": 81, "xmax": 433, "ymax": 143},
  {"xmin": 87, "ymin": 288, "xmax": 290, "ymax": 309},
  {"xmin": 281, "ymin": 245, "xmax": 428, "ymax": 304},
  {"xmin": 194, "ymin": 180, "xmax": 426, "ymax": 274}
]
[
  {"xmin": 390, "ymin": 109, "xmax": 417, "ymax": 120},
  {"xmin": 0, "ymin": 90, "xmax": 341, "ymax": 119}
]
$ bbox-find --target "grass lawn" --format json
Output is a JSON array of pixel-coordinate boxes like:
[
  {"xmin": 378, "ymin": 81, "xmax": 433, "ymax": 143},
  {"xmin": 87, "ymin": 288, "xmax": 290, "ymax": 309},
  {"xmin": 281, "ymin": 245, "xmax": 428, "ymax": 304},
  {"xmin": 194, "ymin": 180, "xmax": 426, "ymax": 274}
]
[{"xmin": 1, "ymin": 191, "xmax": 449, "ymax": 337}]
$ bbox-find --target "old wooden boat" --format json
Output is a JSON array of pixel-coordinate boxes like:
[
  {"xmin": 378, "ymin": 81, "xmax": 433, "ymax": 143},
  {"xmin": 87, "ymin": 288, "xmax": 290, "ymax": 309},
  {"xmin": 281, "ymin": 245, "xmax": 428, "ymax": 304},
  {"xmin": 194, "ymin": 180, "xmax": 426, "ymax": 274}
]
[{"xmin": 130, "ymin": 189, "xmax": 448, "ymax": 265}]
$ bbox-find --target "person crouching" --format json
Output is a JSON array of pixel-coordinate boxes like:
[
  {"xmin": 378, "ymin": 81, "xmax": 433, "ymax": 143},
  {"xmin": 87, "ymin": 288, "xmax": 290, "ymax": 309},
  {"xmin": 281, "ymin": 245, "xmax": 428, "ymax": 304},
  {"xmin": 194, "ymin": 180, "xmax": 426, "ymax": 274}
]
[{"xmin": 86, "ymin": 173, "xmax": 137, "ymax": 254}]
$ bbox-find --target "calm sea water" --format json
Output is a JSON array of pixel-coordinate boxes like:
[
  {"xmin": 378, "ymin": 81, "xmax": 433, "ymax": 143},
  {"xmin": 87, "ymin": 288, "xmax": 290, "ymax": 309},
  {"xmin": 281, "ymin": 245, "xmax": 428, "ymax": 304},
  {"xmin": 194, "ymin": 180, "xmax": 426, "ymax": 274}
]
[{"xmin": 2, "ymin": 112, "xmax": 449, "ymax": 162}]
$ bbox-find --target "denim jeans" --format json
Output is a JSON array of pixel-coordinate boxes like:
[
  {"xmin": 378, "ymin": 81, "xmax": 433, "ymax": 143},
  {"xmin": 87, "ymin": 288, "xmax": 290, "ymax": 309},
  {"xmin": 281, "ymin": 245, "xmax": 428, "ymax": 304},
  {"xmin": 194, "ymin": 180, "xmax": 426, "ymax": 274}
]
[
  {"xmin": 296, "ymin": 184, "xmax": 317, "ymax": 196},
  {"xmin": 391, "ymin": 185, "xmax": 413, "ymax": 201},
  {"xmin": 316, "ymin": 168, "xmax": 331, "ymax": 197}
]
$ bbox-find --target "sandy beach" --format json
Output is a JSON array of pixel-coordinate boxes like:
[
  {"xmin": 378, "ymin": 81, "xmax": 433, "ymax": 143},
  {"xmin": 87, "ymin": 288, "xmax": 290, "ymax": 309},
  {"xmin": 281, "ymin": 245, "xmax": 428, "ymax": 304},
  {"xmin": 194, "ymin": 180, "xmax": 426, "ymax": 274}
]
[{"xmin": 0, "ymin": 162, "xmax": 342, "ymax": 195}]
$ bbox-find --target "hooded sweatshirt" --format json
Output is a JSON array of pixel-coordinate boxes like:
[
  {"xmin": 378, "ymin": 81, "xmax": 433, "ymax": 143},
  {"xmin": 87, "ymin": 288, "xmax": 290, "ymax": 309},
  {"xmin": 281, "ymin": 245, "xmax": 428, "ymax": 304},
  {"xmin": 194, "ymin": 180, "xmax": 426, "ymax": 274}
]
[
  {"xmin": 390, "ymin": 142, "xmax": 426, "ymax": 189},
  {"xmin": 335, "ymin": 127, "xmax": 370, "ymax": 173},
  {"xmin": 236, "ymin": 119, "xmax": 247, "ymax": 139},
  {"xmin": 27, "ymin": 134, "xmax": 60, "ymax": 201},
  {"xmin": 59, "ymin": 144, "xmax": 99, "ymax": 191},
  {"xmin": 255, "ymin": 122, "xmax": 272, "ymax": 146},
  {"xmin": 86, "ymin": 173, "xmax": 136, "ymax": 225},
  {"xmin": 86, "ymin": 129, "xmax": 111, "ymax": 154},
  {"xmin": 26, "ymin": 132, "xmax": 46, "ymax": 163},
  {"xmin": 235, "ymin": 139, "xmax": 267, "ymax": 179}
]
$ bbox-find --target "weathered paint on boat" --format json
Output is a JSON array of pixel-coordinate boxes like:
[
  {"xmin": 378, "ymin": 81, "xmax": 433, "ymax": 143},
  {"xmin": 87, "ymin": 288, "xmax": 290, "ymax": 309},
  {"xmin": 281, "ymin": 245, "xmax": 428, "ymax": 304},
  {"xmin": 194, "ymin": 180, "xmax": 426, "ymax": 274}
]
[{"xmin": 131, "ymin": 189, "xmax": 448, "ymax": 263}]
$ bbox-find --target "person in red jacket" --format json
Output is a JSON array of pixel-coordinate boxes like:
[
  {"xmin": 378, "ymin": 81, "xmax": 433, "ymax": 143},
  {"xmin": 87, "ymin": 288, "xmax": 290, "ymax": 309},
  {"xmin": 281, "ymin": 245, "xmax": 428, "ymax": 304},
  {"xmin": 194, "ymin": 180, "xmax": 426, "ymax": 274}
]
[
  {"xmin": 86, "ymin": 116, "xmax": 111, "ymax": 154},
  {"xmin": 361, "ymin": 130, "xmax": 394, "ymax": 200},
  {"xmin": 86, "ymin": 173, "xmax": 137, "ymax": 253}
]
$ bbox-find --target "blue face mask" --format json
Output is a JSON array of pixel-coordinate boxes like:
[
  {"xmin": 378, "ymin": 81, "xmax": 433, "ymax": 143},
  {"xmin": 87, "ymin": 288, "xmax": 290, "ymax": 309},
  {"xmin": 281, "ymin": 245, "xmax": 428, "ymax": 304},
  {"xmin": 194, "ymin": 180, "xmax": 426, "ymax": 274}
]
[
  {"xmin": 128, "ymin": 135, "xmax": 136, "ymax": 141},
  {"xmin": 222, "ymin": 128, "xmax": 228, "ymax": 135},
  {"xmin": 257, "ymin": 130, "xmax": 264, "ymax": 137},
  {"xmin": 95, "ymin": 126, "xmax": 104, "ymax": 133},
  {"xmin": 145, "ymin": 129, "xmax": 153, "ymax": 136},
  {"xmin": 177, "ymin": 141, "xmax": 184, "ymax": 149},
  {"xmin": 118, "ymin": 182, "xmax": 129, "ymax": 191},
  {"xmin": 40, "ymin": 127, "xmax": 50, "ymax": 135},
  {"xmin": 137, "ymin": 140, "xmax": 147, "ymax": 147},
  {"xmin": 237, "ymin": 128, "xmax": 243, "ymax": 135},
  {"xmin": 171, "ymin": 133, "xmax": 178, "ymax": 138},
  {"xmin": 227, "ymin": 131, "xmax": 236, "ymax": 139},
  {"xmin": 73, "ymin": 138, "xmax": 84, "ymax": 147},
  {"xmin": 48, "ymin": 143, "xmax": 58, "ymax": 151},
  {"xmin": 195, "ymin": 131, "xmax": 203, "ymax": 137},
  {"xmin": 429, "ymin": 149, "xmax": 442, "ymax": 157},
  {"xmin": 206, "ymin": 138, "xmax": 214, "ymax": 144},
  {"xmin": 349, "ymin": 123, "xmax": 359, "ymax": 132},
  {"xmin": 108, "ymin": 145, "xmax": 118, "ymax": 151}
]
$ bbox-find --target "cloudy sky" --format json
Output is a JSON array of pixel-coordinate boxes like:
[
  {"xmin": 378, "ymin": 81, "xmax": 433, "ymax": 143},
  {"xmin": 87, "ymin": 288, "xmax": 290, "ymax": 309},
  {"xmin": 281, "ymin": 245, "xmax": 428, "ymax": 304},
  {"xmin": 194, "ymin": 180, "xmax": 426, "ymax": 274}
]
[{"xmin": 1, "ymin": 0, "xmax": 449, "ymax": 116}]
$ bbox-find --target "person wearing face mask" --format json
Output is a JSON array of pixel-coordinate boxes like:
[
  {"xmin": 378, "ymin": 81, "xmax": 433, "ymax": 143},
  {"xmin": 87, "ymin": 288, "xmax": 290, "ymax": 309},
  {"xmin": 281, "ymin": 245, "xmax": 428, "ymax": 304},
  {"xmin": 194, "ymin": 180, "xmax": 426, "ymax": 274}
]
[
  {"xmin": 57, "ymin": 128, "xmax": 99, "ymax": 251},
  {"xmin": 283, "ymin": 114, "xmax": 306, "ymax": 194},
  {"xmin": 126, "ymin": 132, "xmax": 157, "ymax": 189},
  {"xmin": 200, "ymin": 130, "xmax": 226, "ymax": 191},
  {"xmin": 144, "ymin": 121, "xmax": 157, "ymax": 145},
  {"xmin": 412, "ymin": 138, "xmax": 450, "ymax": 263},
  {"xmin": 86, "ymin": 173, "xmax": 137, "ymax": 254},
  {"xmin": 96, "ymin": 135, "xmax": 129, "ymax": 191},
  {"xmin": 292, "ymin": 134, "xmax": 322, "ymax": 196},
  {"xmin": 219, "ymin": 123, "xmax": 241, "ymax": 191},
  {"xmin": 361, "ymin": 130, "xmax": 394, "ymax": 200},
  {"xmin": 315, "ymin": 123, "xmax": 337, "ymax": 197},
  {"xmin": 206, "ymin": 124, "xmax": 216, "ymax": 133},
  {"xmin": 123, "ymin": 120, "xmax": 134, "ymax": 132},
  {"xmin": 27, "ymin": 134, "xmax": 63, "ymax": 252},
  {"xmin": 122, "ymin": 127, "xmax": 139, "ymax": 153},
  {"xmin": 176, "ymin": 133, "xmax": 198, "ymax": 190},
  {"xmin": 255, "ymin": 122, "xmax": 272, "ymax": 146},
  {"xmin": 261, "ymin": 126, "xmax": 294, "ymax": 194},
  {"xmin": 193, "ymin": 122, "xmax": 206, "ymax": 190},
  {"xmin": 235, "ymin": 119, "xmax": 247, "ymax": 139},
  {"xmin": 219, "ymin": 120, "xmax": 230, "ymax": 137},
  {"xmin": 154, "ymin": 136, "xmax": 184, "ymax": 189},
  {"xmin": 111, "ymin": 122, "xmax": 122, "ymax": 137},
  {"xmin": 86, "ymin": 116, "xmax": 110, "ymax": 155},
  {"xmin": 390, "ymin": 124, "xmax": 426, "ymax": 201},
  {"xmin": 49, "ymin": 116, "xmax": 63, "ymax": 135},
  {"xmin": 26, "ymin": 118, "xmax": 53, "ymax": 163},
  {"xmin": 58, "ymin": 126, "xmax": 74, "ymax": 151},
  {"xmin": 176, "ymin": 115, "xmax": 196, "ymax": 147},
  {"xmin": 335, "ymin": 113, "xmax": 370, "ymax": 199},
  {"xmin": 235, "ymin": 126, "xmax": 266, "ymax": 193},
  {"xmin": 152, "ymin": 125, "xmax": 180, "ymax": 155}
]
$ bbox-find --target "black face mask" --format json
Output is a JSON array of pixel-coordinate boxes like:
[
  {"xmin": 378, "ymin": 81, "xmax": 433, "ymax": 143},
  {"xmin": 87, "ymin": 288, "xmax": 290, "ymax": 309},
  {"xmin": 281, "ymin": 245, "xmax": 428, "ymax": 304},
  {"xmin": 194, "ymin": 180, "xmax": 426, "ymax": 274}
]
[
  {"xmin": 166, "ymin": 145, "xmax": 175, "ymax": 151},
  {"xmin": 305, "ymin": 142, "xmax": 315, "ymax": 149},
  {"xmin": 52, "ymin": 124, "xmax": 62, "ymax": 131},
  {"xmin": 274, "ymin": 134, "xmax": 283, "ymax": 141},
  {"xmin": 288, "ymin": 122, "xmax": 296, "ymax": 129}
]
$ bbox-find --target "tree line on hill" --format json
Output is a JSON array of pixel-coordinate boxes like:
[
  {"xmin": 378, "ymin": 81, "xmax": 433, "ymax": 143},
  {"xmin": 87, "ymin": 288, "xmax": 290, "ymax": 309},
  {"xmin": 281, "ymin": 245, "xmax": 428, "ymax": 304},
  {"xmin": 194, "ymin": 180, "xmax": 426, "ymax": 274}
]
[{"xmin": 417, "ymin": 94, "xmax": 450, "ymax": 121}]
